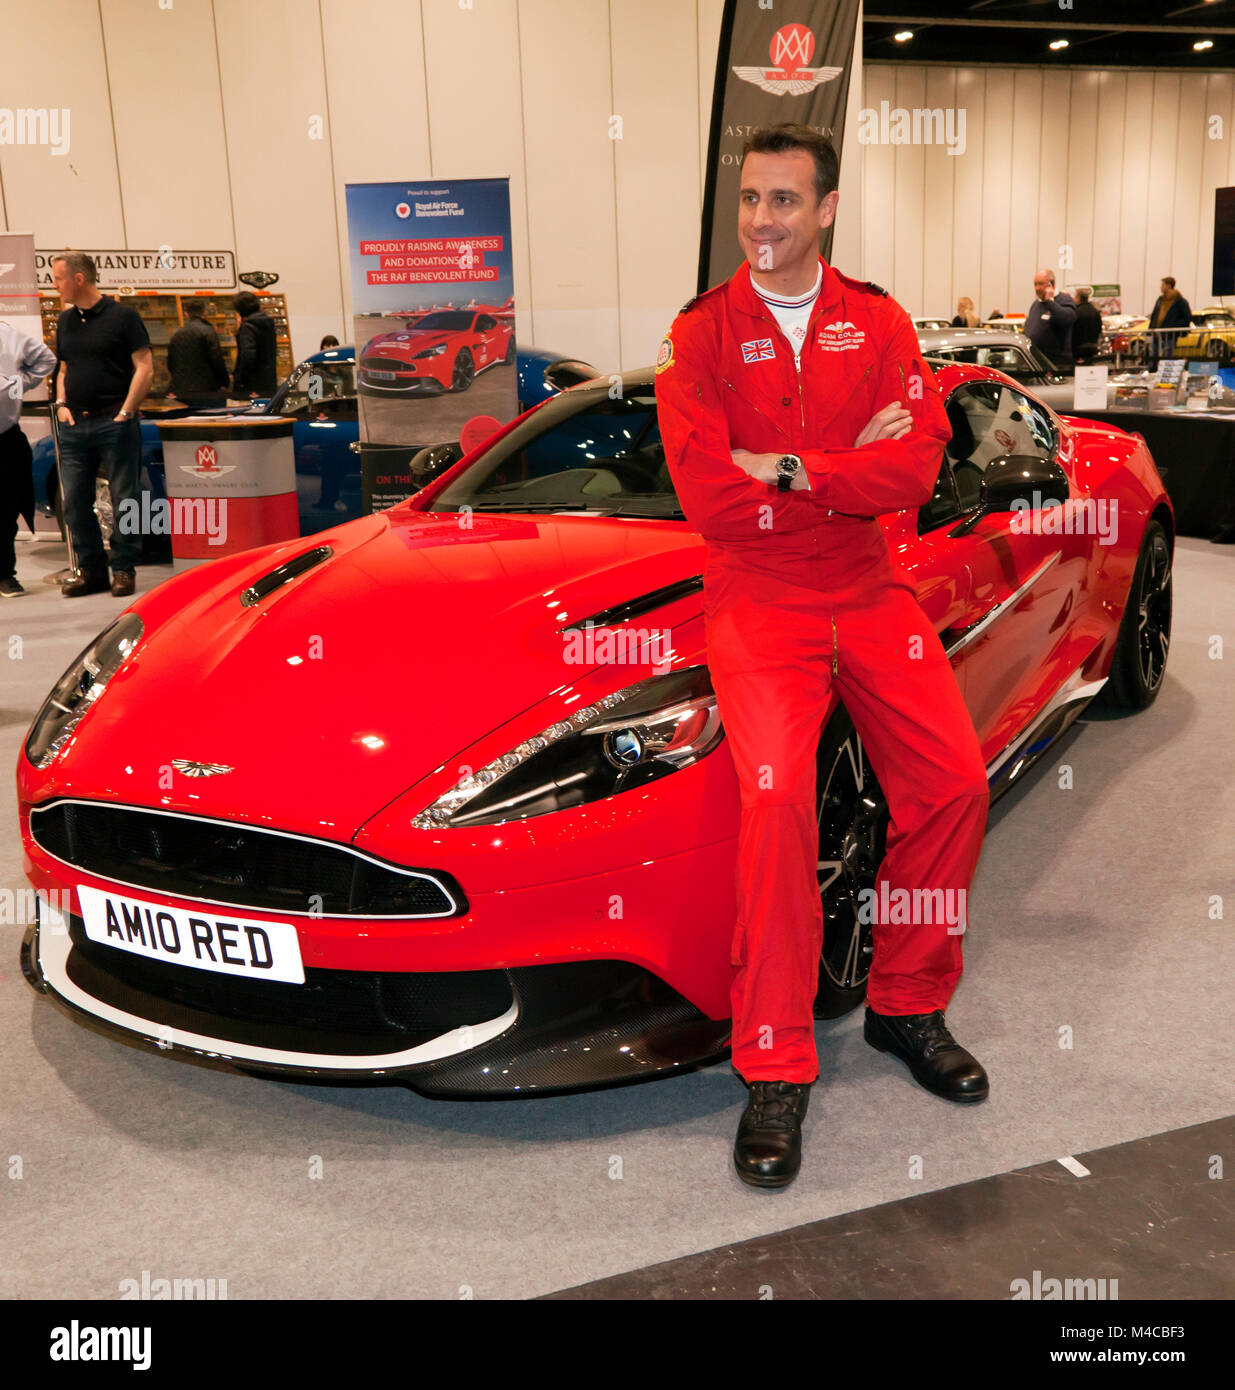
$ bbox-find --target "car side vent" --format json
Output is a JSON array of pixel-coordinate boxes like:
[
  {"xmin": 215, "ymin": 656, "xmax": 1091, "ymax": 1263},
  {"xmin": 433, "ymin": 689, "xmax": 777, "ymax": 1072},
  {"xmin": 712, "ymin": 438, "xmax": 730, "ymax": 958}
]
[
  {"xmin": 240, "ymin": 546, "xmax": 333, "ymax": 607},
  {"xmin": 561, "ymin": 575, "xmax": 702, "ymax": 633}
]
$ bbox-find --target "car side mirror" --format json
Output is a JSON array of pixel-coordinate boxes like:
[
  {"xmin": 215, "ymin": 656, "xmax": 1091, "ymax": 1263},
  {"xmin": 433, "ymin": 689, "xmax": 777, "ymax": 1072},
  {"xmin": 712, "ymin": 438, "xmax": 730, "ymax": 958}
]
[
  {"xmin": 949, "ymin": 455, "xmax": 1069, "ymax": 536},
  {"xmin": 410, "ymin": 441, "xmax": 464, "ymax": 485}
]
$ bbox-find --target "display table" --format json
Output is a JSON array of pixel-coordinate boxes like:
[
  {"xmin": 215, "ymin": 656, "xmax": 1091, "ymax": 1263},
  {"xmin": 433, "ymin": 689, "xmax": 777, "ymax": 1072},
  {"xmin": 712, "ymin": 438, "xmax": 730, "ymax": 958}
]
[
  {"xmin": 155, "ymin": 417, "xmax": 299, "ymax": 568},
  {"xmin": 1068, "ymin": 408, "xmax": 1235, "ymax": 541}
]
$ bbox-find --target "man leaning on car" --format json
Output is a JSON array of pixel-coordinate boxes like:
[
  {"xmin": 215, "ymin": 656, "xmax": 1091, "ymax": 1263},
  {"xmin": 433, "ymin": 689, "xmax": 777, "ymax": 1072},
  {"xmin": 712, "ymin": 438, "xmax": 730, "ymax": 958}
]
[{"xmin": 658, "ymin": 123, "xmax": 991, "ymax": 1190}]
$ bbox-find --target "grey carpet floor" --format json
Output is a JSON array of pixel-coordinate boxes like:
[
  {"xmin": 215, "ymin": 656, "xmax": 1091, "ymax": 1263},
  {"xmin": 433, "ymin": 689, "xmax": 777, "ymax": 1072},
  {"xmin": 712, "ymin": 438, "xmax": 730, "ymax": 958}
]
[{"xmin": 1, "ymin": 535, "xmax": 1231, "ymax": 1300}]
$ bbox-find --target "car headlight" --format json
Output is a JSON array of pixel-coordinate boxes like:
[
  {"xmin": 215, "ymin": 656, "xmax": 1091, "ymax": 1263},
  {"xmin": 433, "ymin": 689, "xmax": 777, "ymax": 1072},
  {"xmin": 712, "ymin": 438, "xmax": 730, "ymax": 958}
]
[
  {"xmin": 413, "ymin": 344, "xmax": 447, "ymax": 359},
  {"xmin": 24, "ymin": 613, "xmax": 143, "ymax": 769},
  {"xmin": 411, "ymin": 665, "xmax": 723, "ymax": 828}
]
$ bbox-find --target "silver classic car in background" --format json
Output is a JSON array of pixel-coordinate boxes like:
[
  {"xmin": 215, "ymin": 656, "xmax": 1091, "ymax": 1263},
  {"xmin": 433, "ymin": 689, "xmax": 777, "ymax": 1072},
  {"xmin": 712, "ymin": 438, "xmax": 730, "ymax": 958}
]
[{"xmin": 915, "ymin": 326, "xmax": 1118, "ymax": 412}]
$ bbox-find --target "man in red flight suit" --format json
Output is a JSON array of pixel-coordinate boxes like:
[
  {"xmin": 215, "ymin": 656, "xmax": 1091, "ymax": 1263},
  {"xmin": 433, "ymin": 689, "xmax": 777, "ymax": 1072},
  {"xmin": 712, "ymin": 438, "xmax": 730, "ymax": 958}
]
[{"xmin": 658, "ymin": 124, "xmax": 990, "ymax": 1190}]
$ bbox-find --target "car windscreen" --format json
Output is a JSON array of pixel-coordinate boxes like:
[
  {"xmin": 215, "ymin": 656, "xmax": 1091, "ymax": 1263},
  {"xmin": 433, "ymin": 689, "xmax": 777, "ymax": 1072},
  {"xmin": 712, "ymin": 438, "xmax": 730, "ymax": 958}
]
[
  {"xmin": 413, "ymin": 311, "xmax": 475, "ymax": 331},
  {"xmin": 926, "ymin": 343, "xmax": 1044, "ymax": 382},
  {"xmin": 428, "ymin": 384, "xmax": 683, "ymax": 518}
]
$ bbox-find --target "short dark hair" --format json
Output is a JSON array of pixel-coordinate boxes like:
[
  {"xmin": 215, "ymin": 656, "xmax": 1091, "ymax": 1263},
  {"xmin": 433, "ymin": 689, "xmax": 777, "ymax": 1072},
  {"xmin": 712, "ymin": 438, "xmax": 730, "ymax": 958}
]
[
  {"xmin": 233, "ymin": 290, "xmax": 260, "ymax": 317},
  {"xmin": 51, "ymin": 251, "xmax": 97, "ymax": 284},
  {"xmin": 1161, "ymin": 276, "xmax": 1176, "ymax": 289},
  {"xmin": 184, "ymin": 300, "xmax": 206, "ymax": 318},
  {"xmin": 1077, "ymin": 287, "xmax": 1091, "ymax": 302},
  {"xmin": 319, "ymin": 334, "xmax": 339, "ymax": 349},
  {"xmin": 740, "ymin": 123, "xmax": 839, "ymax": 202}
]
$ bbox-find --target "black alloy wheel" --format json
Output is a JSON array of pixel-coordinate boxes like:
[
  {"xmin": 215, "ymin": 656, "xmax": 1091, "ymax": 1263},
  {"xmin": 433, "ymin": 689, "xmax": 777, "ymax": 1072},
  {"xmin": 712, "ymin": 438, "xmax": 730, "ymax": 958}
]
[
  {"xmin": 1097, "ymin": 519, "xmax": 1172, "ymax": 710},
  {"xmin": 813, "ymin": 709, "xmax": 888, "ymax": 1019},
  {"xmin": 504, "ymin": 334, "xmax": 516, "ymax": 364},
  {"xmin": 451, "ymin": 349, "xmax": 475, "ymax": 392}
]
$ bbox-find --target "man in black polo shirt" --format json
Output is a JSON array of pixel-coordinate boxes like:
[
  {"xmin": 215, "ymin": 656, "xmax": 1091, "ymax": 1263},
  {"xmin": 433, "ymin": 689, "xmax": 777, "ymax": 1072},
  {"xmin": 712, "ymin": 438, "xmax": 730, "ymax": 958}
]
[{"xmin": 51, "ymin": 251, "xmax": 153, "ymax": 597}]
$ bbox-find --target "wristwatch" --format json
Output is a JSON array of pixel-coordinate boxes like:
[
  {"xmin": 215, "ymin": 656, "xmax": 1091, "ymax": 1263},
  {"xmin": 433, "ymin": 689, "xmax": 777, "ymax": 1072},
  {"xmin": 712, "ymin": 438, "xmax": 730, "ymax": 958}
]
[
  {"xmin": 775, "ymin": 453, "xmax": 802, "ymax": 492},
  {"xmin": 116, "ymin": 409, "xmax": 132, "ymax": 420}
]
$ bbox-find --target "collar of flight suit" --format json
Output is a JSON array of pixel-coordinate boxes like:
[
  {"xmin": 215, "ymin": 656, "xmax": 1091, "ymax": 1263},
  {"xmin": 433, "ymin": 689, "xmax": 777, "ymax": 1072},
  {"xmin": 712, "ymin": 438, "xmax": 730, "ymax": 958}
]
[{"xmin": 728, "ymin": 255, "xmax": 845, "ymax": 328}]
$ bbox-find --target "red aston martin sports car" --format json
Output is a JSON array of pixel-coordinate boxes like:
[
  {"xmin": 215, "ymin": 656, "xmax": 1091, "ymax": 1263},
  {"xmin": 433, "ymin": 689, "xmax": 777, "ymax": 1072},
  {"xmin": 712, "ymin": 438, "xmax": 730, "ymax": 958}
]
[
  {"xmin": 357, "ymin": 308, "xmax": 515, "ymax": 395},
  {"xmin": 19, "ymin": 359, "xmax": 1174, "ymax": 1098}
]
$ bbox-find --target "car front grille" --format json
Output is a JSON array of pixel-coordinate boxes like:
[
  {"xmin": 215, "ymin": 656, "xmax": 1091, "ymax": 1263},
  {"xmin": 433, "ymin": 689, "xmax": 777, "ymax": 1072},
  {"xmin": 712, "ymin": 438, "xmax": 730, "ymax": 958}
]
[
  {"xmin": 29, "ymin": 801, "xmax": 464, "ymax": 919},
  {"xmin": 64, "ymin": 916, "xmax": 512, "ymax": 1055},
  {"xmin": 360, "ymin": 356, "xmax": 414, "ymax": 373}
]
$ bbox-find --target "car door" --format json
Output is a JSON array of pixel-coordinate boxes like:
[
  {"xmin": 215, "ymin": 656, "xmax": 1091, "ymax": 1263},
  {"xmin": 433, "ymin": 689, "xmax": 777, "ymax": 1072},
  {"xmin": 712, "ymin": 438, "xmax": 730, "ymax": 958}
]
[{"xmin": 936, "ymin": 379, "xmax": 1092, "ymax": 762}]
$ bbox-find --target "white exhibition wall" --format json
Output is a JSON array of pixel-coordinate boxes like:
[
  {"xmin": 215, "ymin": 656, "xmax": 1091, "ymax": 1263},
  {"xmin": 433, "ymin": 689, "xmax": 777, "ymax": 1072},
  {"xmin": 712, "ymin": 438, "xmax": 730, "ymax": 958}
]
[{"xmin": 1, "ymin": 0, "xmax": 1232, "ymax": 372}]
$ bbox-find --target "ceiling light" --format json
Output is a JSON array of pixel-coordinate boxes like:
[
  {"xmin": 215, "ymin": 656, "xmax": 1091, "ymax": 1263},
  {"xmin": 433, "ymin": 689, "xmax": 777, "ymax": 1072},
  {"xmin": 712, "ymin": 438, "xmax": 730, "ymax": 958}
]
[
  {"xmin": 1049, "ymin": 39, "xmax": 1069, "ymax": 52},
  {"xmin": 1195, "ymin": 40, "xmax": 1214, "ymax": 52},
  {"xmin": 893, "ymin": 30, "xmax": 913, "ymax": 42}
]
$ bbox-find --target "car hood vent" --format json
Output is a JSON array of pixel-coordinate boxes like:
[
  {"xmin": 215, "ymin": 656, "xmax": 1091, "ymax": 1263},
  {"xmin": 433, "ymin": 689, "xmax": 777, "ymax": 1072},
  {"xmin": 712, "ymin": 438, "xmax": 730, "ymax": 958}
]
[
  {"xmin": 240, "ymin": 545, "xmax": 333, "ymax": 607},
  {"xmin": 561, "ymin": 574, "xmax": 702, "ymax": 633}
]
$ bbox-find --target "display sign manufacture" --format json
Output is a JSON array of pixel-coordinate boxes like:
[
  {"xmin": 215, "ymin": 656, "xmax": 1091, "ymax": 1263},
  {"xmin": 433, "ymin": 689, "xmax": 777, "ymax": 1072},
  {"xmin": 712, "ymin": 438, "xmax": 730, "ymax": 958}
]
[{"xmin": 34, "ymin": 249, "xmax": 235, "ymax": 291}]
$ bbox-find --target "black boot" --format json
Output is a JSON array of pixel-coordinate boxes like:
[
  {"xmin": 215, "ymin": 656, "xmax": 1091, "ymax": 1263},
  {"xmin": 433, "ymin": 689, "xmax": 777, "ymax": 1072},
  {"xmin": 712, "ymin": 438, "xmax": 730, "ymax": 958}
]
[
  {"xmin": 864, "ymin": 1007, "xmax": 989, "ymax": 1102},
  {"xmin": 733, "ymin": 1080, "xmax": 812, "ymax": 1189}
]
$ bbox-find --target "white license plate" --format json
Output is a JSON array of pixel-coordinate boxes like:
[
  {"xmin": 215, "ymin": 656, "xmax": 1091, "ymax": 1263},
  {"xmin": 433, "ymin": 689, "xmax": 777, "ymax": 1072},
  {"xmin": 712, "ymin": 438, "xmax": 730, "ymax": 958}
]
[
  {"xmin": 367, "ymin": 369, "xmax": 397, "ymax": 381},
  {"xmin": 77, "ymin": 885, "xmax": 305, "ymax": 984}
]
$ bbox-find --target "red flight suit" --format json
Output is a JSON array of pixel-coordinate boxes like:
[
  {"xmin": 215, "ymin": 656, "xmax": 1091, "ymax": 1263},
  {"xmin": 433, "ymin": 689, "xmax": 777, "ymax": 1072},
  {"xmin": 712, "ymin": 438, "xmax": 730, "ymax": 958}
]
[{"xmin": 657, "ymin": 256, "xmax": 989, "ymax": 1084}]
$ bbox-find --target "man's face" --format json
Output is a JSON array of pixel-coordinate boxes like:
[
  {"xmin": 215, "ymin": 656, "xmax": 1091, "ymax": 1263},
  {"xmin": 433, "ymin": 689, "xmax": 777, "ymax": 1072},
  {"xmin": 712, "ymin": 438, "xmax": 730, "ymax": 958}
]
[
  {"xmin": 1033, "ymin": 274, "xmax": 1053, "ymax": 301},
  {"xmin": 51, "ymin": 260, "xmax": 86, "ymax": 307},
  {"xmin": 738, "ymin": 149, "xmax": 837, "ymax": 277}
]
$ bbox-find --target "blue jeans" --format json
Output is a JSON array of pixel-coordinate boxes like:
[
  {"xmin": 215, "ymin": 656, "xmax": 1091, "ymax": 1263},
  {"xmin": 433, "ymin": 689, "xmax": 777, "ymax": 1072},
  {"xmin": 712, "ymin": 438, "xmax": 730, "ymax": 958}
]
[{"xmin": 57, "ymin": 415, "xmax": 142, "ymax": 575}]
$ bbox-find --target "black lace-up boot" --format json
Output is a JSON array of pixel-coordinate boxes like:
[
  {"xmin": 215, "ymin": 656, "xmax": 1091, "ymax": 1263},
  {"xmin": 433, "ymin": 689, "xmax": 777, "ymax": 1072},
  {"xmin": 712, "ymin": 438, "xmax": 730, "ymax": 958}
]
[
  {"xmin": 733, "ymin": 1080, "xmax": 812, "ymax": 1188},
  {"xmin": 864, "ymin": 1007, "xmax": 988, "ymax": 1102}
]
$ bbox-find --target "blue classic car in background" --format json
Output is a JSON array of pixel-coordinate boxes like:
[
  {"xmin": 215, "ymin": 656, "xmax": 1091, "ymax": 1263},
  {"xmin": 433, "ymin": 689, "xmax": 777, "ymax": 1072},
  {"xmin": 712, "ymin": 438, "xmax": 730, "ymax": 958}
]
[{"xmin": 31, "ymin": 343, "xmax": 599, "ymax": 540}]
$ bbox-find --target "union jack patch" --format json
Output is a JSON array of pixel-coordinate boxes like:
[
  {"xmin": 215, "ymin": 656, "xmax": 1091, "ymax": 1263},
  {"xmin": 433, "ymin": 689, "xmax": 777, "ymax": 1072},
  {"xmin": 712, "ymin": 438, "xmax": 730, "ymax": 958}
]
[{"xmin": 741, "ymin": 337, "xmax": 775, "ymax": 363}]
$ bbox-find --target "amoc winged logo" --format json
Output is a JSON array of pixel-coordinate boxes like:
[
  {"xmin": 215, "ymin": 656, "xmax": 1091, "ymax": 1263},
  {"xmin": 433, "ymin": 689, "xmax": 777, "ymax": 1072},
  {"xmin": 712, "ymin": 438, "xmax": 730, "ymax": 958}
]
[{"xmin": 733, "ymin": 23, "xmax": 843, "ymax": 97}]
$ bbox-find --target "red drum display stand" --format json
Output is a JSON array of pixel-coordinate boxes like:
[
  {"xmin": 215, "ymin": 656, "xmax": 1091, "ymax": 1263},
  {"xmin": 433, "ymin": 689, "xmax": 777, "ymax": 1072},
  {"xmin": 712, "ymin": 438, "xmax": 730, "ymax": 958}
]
[{"xmin": 155, "ymin": 417, "xmax": 299, "ymax": 569}]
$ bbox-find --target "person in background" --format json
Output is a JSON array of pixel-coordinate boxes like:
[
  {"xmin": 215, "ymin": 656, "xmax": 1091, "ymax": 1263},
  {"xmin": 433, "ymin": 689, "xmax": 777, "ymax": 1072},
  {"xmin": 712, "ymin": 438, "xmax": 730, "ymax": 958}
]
[
  {"xmin": 0, "ymin": 319, "xmax": 57, "ymax": 596},
  {"xmin": 167, "ymin": 301, "xmax": 228, "ymax": 409},
  {"xmin": 950, "ymin": 297, "xmax": 979, "ymax": 328},
  {"xmin": 1024, "ymin": 269, "xmax": 1076, "ymax": 371},
  {"xmin": 319, "ymin": 334, "xmax": 339, "ymax": 350},
  {"xmin": 231, "ymin": 290, "xmax": 277, "ymax": 400},
  {"xmin": 1071, "ymin": 288, "xmax": 1104, "ymax": 366},
  {"xmin": 51, "ymin": 251, "xmax": 152, "ymax": 599},
  {"xmin": 1146, "ymin": 276, "xmax": 1194, "ymax": 370}
]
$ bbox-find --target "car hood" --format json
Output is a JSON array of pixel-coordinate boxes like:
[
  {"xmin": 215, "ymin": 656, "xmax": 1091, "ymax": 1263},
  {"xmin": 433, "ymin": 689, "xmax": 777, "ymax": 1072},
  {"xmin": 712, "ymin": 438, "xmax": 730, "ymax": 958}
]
[
  {"xmin": 45, "ymin": 511, "xmax": 706, "ymax": 842},
  {"xmin": 365, "ymin": 330, "xmax": 455, "ymax": 355}
]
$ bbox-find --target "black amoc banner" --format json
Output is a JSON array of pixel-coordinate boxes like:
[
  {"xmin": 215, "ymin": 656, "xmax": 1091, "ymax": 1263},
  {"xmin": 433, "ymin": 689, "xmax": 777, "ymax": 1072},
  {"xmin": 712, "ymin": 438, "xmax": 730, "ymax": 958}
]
[{"xmin": 699, "ymin": 0, "xmax": 862, "ymax": 295}]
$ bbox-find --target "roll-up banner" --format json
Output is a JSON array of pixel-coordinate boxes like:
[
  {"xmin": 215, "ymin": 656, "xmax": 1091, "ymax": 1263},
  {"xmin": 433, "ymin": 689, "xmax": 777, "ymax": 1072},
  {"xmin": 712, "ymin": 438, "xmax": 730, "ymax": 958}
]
[
  {"xmin": 344, "ymin": 179, "xmax": 517, "ymax": 512},
  {"xmin": 699, "ymin": 0, "xmax": 862, "ymax": 294},
  {"xmin": 0, "ymin": 233, "xmax": 45, "ymax": 394}
]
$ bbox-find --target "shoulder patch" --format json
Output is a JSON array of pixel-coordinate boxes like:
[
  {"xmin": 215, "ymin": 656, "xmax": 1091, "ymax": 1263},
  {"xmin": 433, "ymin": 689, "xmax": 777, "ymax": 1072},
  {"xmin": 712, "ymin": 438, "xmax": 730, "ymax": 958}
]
[
  {"xmin": 834, "ymin": 268, "xmax": 889, "ymax": 297},
  {"xmin": 678, "ymin": 281, "xmax": 725, "ymax": 315},
  {"xmin": 654, "ymin": 334, "xmax": 675, "ymax": 374}
]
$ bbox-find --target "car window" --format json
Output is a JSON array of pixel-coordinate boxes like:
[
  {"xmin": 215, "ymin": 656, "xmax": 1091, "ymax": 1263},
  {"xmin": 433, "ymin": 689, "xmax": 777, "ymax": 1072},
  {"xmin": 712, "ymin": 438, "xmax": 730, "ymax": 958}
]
[
  {"xmin": 944, "ymin": 381, "xmax": 1056, "ymax": 512},
  {"xmin": 278, "ymin": 362, "xmax": 356, "ymax": 418},
  {"xmin": 430, "ymin": 386, "xmax": 680, "ymax": 515},
  {"xmin": 923, "ymin": 343, "xmax": 1043, "ymax": 384},
  {"xmin": 414, "ymin": 311, "xmax": 475, "ymax": 331},
  {"xmin": 475, "ymin": 314, "xmax": 496, "ymax": 331}
]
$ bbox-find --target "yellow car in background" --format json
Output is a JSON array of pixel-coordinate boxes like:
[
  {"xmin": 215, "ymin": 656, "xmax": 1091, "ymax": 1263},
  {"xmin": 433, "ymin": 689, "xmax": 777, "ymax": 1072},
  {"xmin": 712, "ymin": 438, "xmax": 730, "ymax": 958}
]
[{"xmin": 1170, "ymin": 307, "xmax": 1235, "ymax": 364}]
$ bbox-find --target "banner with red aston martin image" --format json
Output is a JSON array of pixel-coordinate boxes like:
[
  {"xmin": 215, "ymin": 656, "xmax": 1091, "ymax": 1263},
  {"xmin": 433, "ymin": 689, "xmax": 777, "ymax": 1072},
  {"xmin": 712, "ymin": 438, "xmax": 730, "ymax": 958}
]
[{"xmin": 345, "ymin": 178, "xmax": 517, "ymax": 512}]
